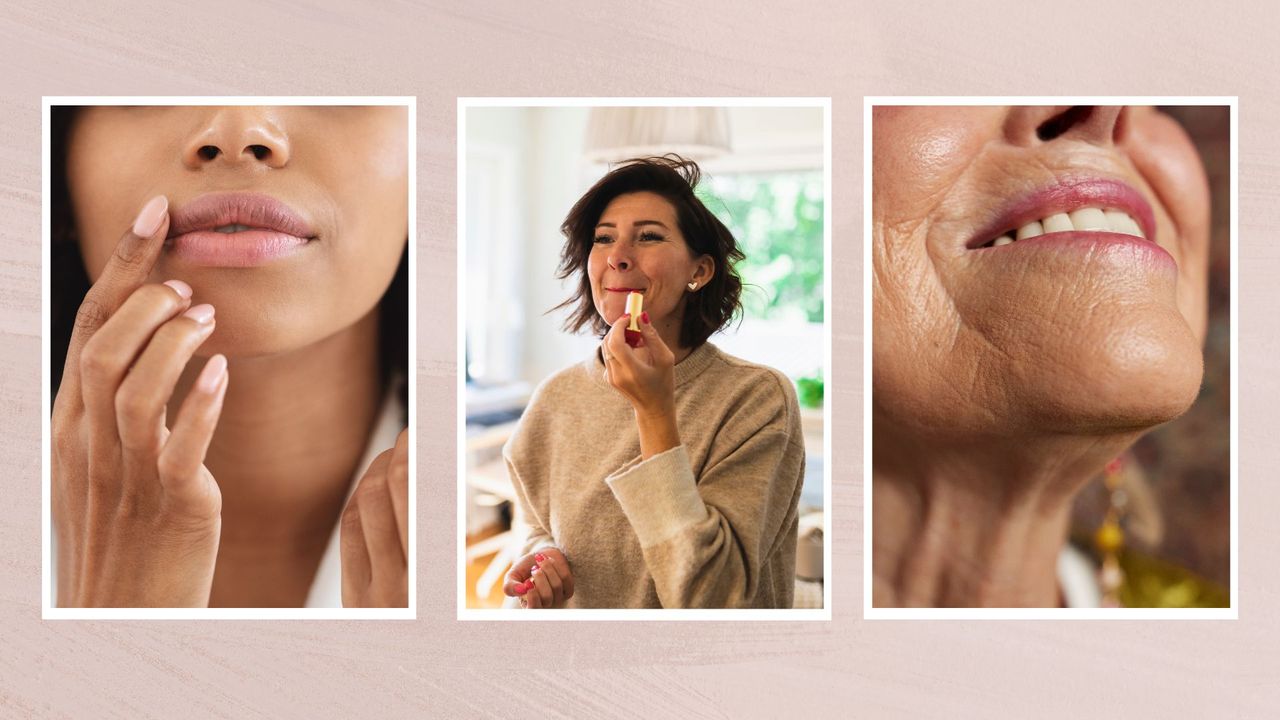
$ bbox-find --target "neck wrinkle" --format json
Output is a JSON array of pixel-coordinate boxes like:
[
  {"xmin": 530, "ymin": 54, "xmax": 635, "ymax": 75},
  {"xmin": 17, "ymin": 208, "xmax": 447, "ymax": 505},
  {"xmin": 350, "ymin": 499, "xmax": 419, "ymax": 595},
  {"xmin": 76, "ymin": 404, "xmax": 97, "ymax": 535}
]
[{"xmin": 872, "ymin": 417, "xmax": 1139, "ymax": 608}]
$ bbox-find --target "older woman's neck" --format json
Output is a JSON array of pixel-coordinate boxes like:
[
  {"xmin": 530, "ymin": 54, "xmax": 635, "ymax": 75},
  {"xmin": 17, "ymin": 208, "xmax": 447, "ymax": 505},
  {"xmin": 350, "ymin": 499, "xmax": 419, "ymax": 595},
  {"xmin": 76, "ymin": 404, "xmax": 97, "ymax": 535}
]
[
  {"xmin": 169, "ymin": 310, "xmax": 384, "ymax": 547},
  {"xmin": 871, "ymin": 426, "xmax": 1137, "ymax": 608}
]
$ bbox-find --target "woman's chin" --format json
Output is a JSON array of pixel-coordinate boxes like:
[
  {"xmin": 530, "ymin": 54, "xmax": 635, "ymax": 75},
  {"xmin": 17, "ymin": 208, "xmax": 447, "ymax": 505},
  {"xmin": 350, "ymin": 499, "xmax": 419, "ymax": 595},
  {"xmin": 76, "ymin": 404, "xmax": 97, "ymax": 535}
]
[{"xmin": 1018, "ymin": 313, "xmax": 1205, "ymax": 433}]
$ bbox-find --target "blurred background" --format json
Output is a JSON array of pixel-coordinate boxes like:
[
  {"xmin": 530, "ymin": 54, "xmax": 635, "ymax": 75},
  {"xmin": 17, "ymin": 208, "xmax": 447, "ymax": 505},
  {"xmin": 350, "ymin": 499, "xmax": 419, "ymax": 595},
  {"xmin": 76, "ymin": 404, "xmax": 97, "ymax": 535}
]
[
  {"xmin": 462, "ymin": 105, "xmax": 827, "ymax": 608},
  {"xmin": 1070, "ymin": 106, "xmax": 1232, "ymax": 606}
]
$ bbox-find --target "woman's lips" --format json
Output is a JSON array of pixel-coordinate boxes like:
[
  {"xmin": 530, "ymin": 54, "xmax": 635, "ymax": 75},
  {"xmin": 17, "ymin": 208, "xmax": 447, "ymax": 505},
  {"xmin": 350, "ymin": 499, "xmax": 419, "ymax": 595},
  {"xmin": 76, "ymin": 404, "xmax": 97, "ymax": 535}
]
[
  {"xmin": 166, "ymin": 192, "xmax": 315, "ymax": 267},
  {"xmin": 966, "ymin": 178, "xmax": 1159, "ymax": 251}
]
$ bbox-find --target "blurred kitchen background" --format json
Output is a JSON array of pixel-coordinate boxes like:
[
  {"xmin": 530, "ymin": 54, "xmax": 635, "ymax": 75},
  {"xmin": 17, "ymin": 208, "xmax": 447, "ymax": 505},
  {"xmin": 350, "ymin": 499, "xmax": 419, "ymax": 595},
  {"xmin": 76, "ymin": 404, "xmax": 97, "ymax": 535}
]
[{"xmin": 463, "ymin": 104, "xmax": 826, "ymax": 608}]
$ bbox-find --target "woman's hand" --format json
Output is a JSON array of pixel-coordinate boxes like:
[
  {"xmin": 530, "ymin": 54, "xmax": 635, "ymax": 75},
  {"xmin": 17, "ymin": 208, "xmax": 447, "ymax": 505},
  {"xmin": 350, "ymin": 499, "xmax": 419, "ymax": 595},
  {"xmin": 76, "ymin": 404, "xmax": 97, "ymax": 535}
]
[
  {"xmin": 602, "ymin": 312, "xmax": 682, "ymax": 459},
  {"xmin": 602, "ymin": 311, "xmax": 676, "ymax": 416},
  {"xmin": 51, "ymin": 196, "xmax": 229, "ymax": 608},
  {"xmin": 340, "ymin": 427, "xmax": 409, "ymax": 608},
  {"xmin": 502, "ymin": 548, "xmax": 574, "ymax": 609}
]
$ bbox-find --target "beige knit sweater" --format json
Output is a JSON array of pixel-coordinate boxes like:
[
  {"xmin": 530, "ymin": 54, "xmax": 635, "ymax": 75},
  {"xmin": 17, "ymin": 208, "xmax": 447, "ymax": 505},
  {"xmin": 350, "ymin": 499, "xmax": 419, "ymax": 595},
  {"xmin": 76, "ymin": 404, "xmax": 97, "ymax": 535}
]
[{"xmin": 504, "ymin": 342, "xmax": 806, "ymax": 608}]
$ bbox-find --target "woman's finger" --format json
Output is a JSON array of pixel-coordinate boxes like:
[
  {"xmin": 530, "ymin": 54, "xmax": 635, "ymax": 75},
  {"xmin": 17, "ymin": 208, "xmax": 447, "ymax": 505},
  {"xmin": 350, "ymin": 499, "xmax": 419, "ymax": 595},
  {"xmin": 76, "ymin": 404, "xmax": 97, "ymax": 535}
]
[
  {"xmin": 157, "ymin": 354, "xmax": 227, "ymax": 507},
  {"xmin": 114, "ymin": 305, "xmax": 217, "ymax": 456},
  {"xmin": 356, "ymin": 449, "xmax": 404, "ymax": 578},
  {"xmin": 523, "ymin": 588, "xmax": 542, "ymax": 609},
  {"xmin": 387, "ymin": 428, "xmax": 409, "ymax": 558},
  {"xmin": 61, "ymin": 196, "xmax": 171, "ymax": 402},
  {"xmin": 534, "ymin": 557, "xmax": 565, "ymax": 607},
  {"xmin": 78, "ymin": 281, "xmax": 193, "ymax": 456},
  {"xmin": 542, "ymin": 551, "xmax": 575, "ymax": 600},
  {"xmin": 340, "ymin": 495, "xmax": 372, "ymax": 598},
  {"xmin": 531, "ymin": 565, "xmax": 554, "ymax": 607},
  {"xmin": 502, "ymin": 553, "xmax": 536, "ymax": 597}
]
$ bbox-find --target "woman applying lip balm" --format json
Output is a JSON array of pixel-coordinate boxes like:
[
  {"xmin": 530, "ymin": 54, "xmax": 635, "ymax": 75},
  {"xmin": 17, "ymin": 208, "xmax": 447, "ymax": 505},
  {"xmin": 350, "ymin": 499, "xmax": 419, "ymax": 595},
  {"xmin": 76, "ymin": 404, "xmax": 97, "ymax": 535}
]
[
  {"xmin": 49, "ymin": 105, "xmax": 410, "ymax": 608},
  {"xmin": 502, "ymin": 156, "xmax": 806, "ymax": 609}
]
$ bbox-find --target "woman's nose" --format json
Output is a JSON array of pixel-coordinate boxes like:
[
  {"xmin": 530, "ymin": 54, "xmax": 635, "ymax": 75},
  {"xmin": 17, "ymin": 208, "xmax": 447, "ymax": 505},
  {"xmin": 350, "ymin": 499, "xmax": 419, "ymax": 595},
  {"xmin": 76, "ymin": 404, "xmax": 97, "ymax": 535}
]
[
  {"xmin": 607, "ymin": 244, "xmax": 633, "ymax": 271},
  {"xmin": 182, "ymin": 107, "xmax": 291, "ymax": 169},
  {"xmin": 1003, "ymin": 106, "xmax": 1129, "ymax": 147}
]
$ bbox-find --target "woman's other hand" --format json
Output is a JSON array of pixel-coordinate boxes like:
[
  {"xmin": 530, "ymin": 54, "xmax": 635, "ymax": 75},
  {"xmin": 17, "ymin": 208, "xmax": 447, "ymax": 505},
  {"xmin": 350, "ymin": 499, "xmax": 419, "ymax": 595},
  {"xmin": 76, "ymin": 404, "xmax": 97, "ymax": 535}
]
[
  {"xmin": 502, "ymin": 548, "xmax": 574, "ymax": 609},
  {"xmin": 340, "ymin": 427, "xmax": 409, "ymax": 607},
  {"xmin": 51, "ymin": 196, "xmax": 228, "ymax": 608}
]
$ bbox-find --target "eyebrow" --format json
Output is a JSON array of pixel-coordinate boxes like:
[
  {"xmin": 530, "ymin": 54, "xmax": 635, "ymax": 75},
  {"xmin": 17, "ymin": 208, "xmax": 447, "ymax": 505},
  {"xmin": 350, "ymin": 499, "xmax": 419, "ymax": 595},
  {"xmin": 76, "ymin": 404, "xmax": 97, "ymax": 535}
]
[{"xmin": 595, "ymin": 220, "xmax": 670, "ymax": 229}]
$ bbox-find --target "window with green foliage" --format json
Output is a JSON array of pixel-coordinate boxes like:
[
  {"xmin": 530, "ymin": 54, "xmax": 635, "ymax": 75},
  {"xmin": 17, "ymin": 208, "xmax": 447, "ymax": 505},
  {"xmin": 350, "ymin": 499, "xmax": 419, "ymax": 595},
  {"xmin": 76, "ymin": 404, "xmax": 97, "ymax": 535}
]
[{"xmin": 700, "ymin": 171, "xmax": 824, "ymax": 324}]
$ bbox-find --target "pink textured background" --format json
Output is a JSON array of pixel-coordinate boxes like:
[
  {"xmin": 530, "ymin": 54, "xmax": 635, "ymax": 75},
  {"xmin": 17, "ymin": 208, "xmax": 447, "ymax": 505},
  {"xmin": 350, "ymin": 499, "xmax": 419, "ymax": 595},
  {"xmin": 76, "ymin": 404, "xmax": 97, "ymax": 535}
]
[{"xmin": 1, "ymin": 1, "xmax": 1273, "ymax": 716}]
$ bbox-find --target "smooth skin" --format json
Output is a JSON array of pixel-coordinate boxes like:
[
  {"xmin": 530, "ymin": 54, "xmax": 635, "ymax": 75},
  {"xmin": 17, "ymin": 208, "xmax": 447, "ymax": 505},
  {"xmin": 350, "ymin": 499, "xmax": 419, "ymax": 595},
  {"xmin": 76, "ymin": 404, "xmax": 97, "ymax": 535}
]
[
  {"xmin": 872, "ymin": 106, "xmax": 1211, "ymax": 607},
  {"xmin": 501, "ymin": 190, "xmax": 714, "ymax": 609},
  {"xmin": 55, "ymin": 106, "xmax": 409, "ymax": 607}
]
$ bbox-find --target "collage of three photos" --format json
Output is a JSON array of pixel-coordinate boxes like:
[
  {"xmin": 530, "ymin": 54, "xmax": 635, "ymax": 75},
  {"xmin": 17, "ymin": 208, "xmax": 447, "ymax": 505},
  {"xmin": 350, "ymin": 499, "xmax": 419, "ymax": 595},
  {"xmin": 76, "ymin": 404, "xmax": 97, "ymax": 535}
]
[{"xmin": 41, "ymin": 97, "xmax": 1235, "ymax": 619}]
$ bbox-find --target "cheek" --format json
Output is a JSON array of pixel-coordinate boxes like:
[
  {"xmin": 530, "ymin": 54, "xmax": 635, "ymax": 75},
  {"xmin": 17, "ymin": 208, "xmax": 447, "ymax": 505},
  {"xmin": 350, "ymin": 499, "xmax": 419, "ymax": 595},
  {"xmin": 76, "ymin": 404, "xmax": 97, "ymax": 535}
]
[{"xmin": 67, "ymin": 120, "xmax": 171, "ymax": 282}]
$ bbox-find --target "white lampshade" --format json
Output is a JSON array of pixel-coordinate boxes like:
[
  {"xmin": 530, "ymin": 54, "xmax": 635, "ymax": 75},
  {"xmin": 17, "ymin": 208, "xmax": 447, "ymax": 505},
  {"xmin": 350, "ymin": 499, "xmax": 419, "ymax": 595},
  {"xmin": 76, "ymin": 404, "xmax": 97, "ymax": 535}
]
[{"xmin": 584, "ymin": 107, "xmax": 732, "ymax": 164}]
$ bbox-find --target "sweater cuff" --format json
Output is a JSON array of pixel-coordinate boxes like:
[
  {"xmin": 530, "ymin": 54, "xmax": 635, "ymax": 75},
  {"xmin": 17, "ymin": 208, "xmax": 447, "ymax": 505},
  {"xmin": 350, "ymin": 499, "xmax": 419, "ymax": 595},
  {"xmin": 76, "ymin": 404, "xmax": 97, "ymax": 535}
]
[{"xmin": 605, "ymin": 445, "xmax": 708, "ymax": 548}]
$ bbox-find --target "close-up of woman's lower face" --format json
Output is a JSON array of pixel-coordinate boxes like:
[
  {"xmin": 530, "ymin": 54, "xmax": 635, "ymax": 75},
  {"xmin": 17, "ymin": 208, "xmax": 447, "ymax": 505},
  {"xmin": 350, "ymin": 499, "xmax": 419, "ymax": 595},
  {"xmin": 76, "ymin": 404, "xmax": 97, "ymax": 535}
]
[
  {"xmin": 871, "ymin": 105, "xmax": 1227, "ymax": 609},
  {"xmin": 49, "ymin": 104, "xmax": 412, "ymax": 611},
  {"xmin": 66, "ymin": 106, "xmax": 408, "ymax": 357}
]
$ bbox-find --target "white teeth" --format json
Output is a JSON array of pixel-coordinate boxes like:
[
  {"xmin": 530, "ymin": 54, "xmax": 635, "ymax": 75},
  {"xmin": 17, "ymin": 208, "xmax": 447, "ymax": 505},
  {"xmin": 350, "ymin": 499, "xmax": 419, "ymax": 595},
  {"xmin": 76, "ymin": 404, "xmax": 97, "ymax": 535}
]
[
  {"xmin": 1104, "ymin": 209, "xmax": 1144, "ymax": 238},
  {"xmin": 1042, "ymin": 213, "xmax": 1074, "ymax": 234},
  {"xmin": 982, "ymin": 207, "xmax": 1145, "ymax": 248},
  {"xmin": 1015, "ymin": 220, "xmax": 1044, "ymax": 241},
  {"xmin": 1068, "ymin": 207, "xmax": 1108, "ymax": 231},
  {"xmin": 214, "ymin": 223, "xmax": 252, "ymax": 234}
]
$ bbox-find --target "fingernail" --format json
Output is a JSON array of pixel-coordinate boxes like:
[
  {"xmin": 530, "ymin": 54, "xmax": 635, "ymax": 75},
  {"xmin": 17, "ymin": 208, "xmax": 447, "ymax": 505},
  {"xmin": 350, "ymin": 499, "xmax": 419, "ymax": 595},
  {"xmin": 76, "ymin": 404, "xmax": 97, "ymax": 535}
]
[
  {"xmin": 197, "ymin": 354, "xmax": 226, "ymax": 393},
  {"xmin": 535, "ymin": 553, "xmax": 545, "ymax": 562},
  {"xmin": 183, "ymin": 303, "xmax": 215, "ymax": 324},
  {"xmin": 641, "ymin": 311, "xmax": 650, "ymax": 324},
  {"xmin": 514, "ymin": 583, "xmax": 527, "ymax": 595},
  {"xmin": 164, "ymin": 279, "xmax": 192, "ymax": 299},
  {"xmin": 132, "ymin": 195, "xmax": 168, "ymax": 238}
]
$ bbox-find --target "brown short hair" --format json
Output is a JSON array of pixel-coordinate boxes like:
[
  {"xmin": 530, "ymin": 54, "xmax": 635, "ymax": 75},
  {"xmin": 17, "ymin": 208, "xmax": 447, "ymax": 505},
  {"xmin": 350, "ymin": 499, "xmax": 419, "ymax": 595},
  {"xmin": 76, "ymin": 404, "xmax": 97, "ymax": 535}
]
[{"xmin": 554, "ymin": 155, "xmax": 744, "ymax": 348}]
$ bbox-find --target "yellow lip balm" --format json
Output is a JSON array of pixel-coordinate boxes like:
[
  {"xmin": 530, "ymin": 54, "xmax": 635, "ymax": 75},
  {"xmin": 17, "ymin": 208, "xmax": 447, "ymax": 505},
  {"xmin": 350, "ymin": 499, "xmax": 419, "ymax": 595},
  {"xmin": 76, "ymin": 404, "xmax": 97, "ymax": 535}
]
[{"xmin": 626, "ymin": 292, "xmax": 643, "ymax": 330}]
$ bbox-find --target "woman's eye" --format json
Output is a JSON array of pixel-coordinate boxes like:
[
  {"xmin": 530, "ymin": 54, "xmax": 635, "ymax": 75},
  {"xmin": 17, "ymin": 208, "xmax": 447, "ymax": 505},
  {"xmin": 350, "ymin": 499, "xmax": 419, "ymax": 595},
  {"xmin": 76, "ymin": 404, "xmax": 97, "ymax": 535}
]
[
  {"xmin": 593, "ymin": 235, "xmax": 613, "ymax": 244},
  {"xmin": 639, "ymin": 231, "xmax": 665, "ymax": 242}
]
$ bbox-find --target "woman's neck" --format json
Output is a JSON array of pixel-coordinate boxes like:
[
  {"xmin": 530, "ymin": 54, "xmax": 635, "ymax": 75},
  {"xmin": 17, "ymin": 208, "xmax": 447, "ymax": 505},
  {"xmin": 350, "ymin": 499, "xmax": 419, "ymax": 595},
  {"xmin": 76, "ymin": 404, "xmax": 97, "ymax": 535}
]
[
  {"xmin": 168, "ymin": 310, "xmax": 385, "ymax": 603},
  {"xmin": 872, "ymin": 422, "xmax": 1138, "ymax": 608}
]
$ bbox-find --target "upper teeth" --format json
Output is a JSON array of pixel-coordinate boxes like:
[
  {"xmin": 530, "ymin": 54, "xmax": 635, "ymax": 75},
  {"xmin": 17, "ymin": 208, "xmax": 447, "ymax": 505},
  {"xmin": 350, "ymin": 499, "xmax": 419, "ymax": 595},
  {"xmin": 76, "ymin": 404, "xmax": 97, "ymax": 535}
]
[
  {"xmin": 983, "ymin": 207, "xmax": 1144, "ymax": 248},
  {"xmin": 214, "ymin": 224, "xmax": 252, "ymax": 234}
]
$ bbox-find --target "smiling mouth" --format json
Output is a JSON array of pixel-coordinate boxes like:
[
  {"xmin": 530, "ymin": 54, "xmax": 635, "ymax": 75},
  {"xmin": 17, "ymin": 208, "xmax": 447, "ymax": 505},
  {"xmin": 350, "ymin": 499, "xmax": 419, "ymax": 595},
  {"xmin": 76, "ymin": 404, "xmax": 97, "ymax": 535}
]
[
  {"xmin": 974, "ymin": 206, "xmax": 1147, "ymax": 248},
  {"xmin": 605, "ymin": 287, "xmax": 645, "ymax": 293}
]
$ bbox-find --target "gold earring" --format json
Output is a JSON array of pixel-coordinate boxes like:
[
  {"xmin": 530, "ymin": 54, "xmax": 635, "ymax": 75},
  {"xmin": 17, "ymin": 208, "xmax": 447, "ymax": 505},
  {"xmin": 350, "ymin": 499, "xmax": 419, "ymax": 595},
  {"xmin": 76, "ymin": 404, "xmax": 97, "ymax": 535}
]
[{"xmin": 687, "ymin": 281, "xmax": 698, "ymax": 291}]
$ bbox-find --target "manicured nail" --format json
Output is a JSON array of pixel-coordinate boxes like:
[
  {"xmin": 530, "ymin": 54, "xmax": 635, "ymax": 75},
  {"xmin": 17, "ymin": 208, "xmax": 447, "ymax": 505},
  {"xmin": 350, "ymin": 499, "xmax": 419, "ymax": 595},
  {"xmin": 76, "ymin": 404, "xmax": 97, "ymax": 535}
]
[
  {"xmin": 514, "ymin": 583, "xmax": 527, "ymax": 595},
  {"xmin": 132, "ymin": 195, "xmax": 168, "ymax": 238},
  {"xmin": 535, "ymin": 553, "xmax": 545, "ymax": 562},
  {"xmin": 163, "ymin": 279, "xmax": 192, "ymax": 299},
  {"xmin": 641, "ymin": 311, "xmax": 650, "ymax": 324},
  {"xmin": 197, "ymin": 354, "xmax": 226, "ymax": 393},
  {"xmin": 183, "ymin": 303, "xmax": 215, "ymax": 324}
]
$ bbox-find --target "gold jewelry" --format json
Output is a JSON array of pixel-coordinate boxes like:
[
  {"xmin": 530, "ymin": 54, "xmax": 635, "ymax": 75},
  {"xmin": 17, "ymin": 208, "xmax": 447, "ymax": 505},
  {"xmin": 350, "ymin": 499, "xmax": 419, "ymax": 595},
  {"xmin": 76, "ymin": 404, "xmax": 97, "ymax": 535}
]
[{"xmin": 1095, "ymin": 456, "xmax": 1127, "ymax": 608}]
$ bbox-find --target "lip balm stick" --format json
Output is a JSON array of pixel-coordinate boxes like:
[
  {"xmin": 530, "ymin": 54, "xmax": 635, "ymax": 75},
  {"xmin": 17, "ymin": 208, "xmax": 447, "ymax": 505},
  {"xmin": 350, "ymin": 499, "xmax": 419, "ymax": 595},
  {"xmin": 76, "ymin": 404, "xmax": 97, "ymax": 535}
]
[{"xmin": 625, "ymin": 292, "xmax": 643, "ymax": 347}]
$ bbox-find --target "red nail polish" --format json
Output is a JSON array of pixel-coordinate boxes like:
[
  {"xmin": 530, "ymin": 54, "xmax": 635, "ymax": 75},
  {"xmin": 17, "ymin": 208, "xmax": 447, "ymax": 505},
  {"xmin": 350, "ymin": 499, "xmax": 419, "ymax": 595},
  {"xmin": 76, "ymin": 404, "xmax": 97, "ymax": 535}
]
[
  {"xmin": 535, "ymin": 553, "xmax": 545, "ymax": 562},
  {"xmin": 515, "ymin": 583, "xmax": 527, "ymax": 595},
  {"xmin": 641, "ymin": 311, "xmax": 649, "ymax": 324}
]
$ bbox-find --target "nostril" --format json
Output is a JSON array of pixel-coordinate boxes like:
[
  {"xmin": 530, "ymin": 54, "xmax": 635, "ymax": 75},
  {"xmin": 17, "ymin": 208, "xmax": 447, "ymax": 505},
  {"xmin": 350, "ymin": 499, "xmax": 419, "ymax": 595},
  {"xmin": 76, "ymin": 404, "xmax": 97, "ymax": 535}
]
[
  {"xmin": 197, "ymin": 145, "xmax": 221, "ymax": 161},
  {"xmin": 248, "ymin": 144, "xmax": 271, "ymax": 160},
  {"xmin": 1036, "ymin": 106, "xmax": 1093, "ymax": 141}
]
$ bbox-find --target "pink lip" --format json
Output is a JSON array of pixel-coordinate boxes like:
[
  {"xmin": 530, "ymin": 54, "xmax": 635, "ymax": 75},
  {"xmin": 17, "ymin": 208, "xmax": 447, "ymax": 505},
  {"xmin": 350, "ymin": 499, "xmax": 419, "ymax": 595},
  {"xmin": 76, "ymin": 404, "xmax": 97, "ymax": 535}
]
[
  {"xmin": 166, "ymin": 192, "xmax": 315, "ymax": 267},
  {"xmin": 605, "ymin": 287, "xmax": 645, "ymax": 293},
  {"xmin": 967, "ymin": 178, "xmax": 1158, "ymax": 251}
]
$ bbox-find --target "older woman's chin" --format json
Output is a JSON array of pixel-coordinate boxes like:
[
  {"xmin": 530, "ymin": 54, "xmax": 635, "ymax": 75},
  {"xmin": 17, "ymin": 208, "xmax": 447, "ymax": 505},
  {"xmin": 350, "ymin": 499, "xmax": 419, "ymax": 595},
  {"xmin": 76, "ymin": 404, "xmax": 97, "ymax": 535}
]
[{"xmin": 1027, "ymin": 322, "xmax": 1204, "ymax": 433}]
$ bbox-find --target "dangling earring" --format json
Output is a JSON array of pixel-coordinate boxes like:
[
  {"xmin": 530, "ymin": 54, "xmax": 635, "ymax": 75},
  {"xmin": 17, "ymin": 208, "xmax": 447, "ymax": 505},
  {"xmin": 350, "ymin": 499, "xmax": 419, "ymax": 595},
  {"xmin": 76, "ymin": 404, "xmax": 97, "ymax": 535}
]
[
  {"xmin": 687, "ymin": 281, "xmax": 698, "ymax": 291},
  {"xmin": 1095, "ymin": 456, "xmax": 1128, "ymax": 608}
]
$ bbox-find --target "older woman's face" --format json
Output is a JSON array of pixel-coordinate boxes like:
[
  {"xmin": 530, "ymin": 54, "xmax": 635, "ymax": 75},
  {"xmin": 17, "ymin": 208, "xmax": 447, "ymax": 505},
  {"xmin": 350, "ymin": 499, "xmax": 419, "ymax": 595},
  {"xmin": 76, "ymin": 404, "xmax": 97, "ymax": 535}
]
[
  {"xmin": 588, "ymin": 191, "xmax": 709, "ymax": 336},
  {"xmin": 66, "ymin": 106, "xmax": 408, "ymax": 358},
  {"xmin": 873, "ymin": 106, "xmax": 1211, "ymax": 436}
]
